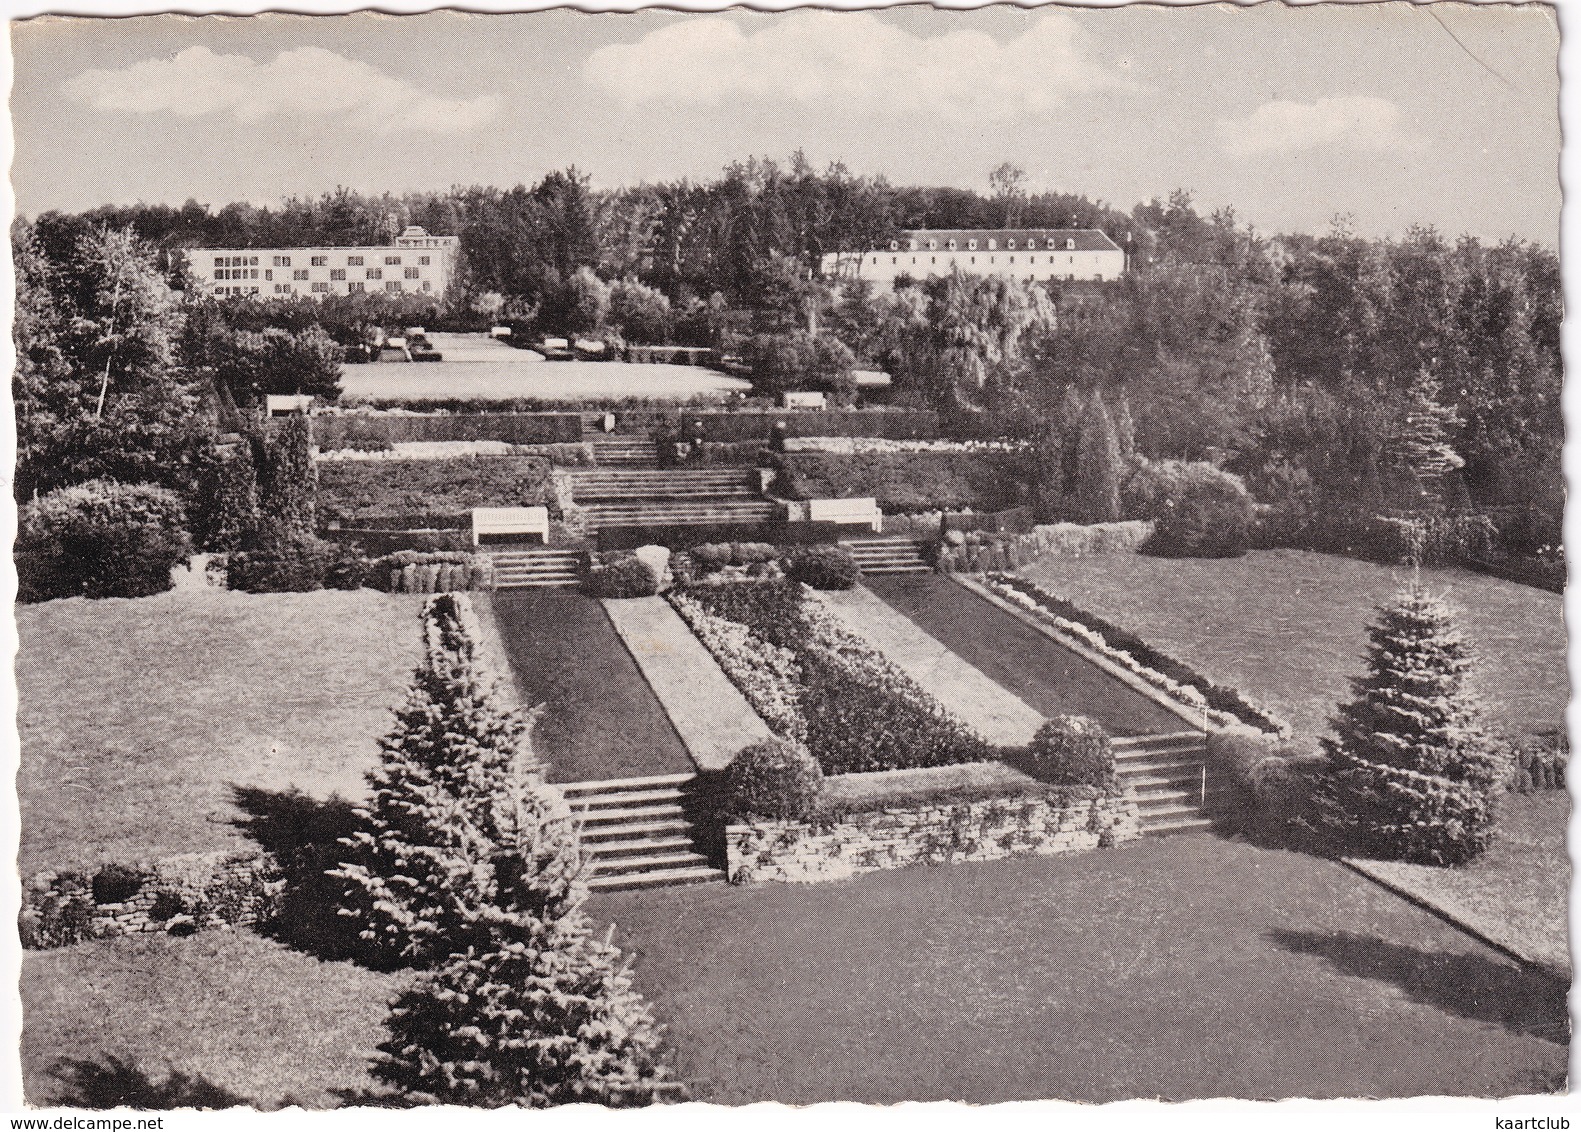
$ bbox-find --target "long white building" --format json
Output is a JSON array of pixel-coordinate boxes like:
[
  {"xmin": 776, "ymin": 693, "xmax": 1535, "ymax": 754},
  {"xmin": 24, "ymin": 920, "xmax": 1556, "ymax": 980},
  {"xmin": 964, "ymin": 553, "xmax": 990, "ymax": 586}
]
[
  {"xmin": 823, "ymin": 228, "xmax": 1126, "ymax": 286},
  {"xmin": 185, "ymin": 226, "xmax": 461, "ymax": 300}
]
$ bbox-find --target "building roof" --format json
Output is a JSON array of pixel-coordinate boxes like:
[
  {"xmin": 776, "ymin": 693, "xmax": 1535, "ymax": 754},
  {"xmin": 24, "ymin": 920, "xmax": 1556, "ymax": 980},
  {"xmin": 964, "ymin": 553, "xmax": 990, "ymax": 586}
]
[{"xmin": 894, "ymin": 228, "xmax": 1122, "ymax": 252}]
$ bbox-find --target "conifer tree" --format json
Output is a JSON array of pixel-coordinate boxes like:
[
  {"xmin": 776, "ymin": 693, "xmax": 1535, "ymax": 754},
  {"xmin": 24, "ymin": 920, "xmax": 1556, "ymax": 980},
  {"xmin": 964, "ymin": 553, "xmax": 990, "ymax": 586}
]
[
  {"xmin": 371, "ymin": 750, "xmax": 673, "ymax": 1107},
  {"xmin": 1393, "ymin": 367, "xmax": 1465, "ymax": 483},
  {"xmin": 1074, "ymin": 391, "xmax": 1123, "ymax": 524},
  {"xmin": 1318, "ymin": 582, "xmax": 1500, "ymax": 864},
  {"xmin": 335, "ymin": 594, "xmax": 532, "ymax": 969},
  {"xmin": 1112, "ymin": 393, "xmax": 1138, "ymax": 461}
]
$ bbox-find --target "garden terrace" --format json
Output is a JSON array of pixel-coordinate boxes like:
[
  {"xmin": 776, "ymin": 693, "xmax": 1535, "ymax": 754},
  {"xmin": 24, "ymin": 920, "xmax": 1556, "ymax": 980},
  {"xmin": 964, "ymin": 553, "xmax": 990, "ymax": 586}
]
[
  {"xmin": 313, "ymin": 412, "xmax": 582, "ymax": 449},
  {"xmin": 316, "ymin": 455, "xmax": 553, "ymax": 529},
  {"xmin": 16, "ymin": 590, "xmax": 424, "ymax": 875},
  {"xmin": 1018, "ymin": 549, "xmax": 1567, "ymax": 740},
  {"xmin": 774, "ymin": 451, "xmax": 1032, "ymax": 514}
]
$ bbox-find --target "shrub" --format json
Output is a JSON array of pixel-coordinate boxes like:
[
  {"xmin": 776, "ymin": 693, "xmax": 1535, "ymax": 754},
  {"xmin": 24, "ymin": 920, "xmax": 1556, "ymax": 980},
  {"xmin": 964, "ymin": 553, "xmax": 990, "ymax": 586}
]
[
  {"xmin": 775, "ymin": 452, "xmax": 1028, "ymax": 514},
  {"xmin": 1207, "ymin": 726, "xmax": 1323, "ymax": 823},
  {"xmin": 784, "ymin": 544, "xmax": 859, "ymax": 590},
  {"xmin": 316, "ymin": 455, "xmax": 553, "ymax": 528},
  {"xmin": 227, "ymin": 535, "xmax": 367, "ymax": 593},
  {"xmin": 725, "ymin": 738, "xmax": 824, "ymax": 820},
  {"xmin": 17, "ymin": 480, "xmax": 191, "ymax": 602},
  {"xmin": 1506, "ymin": 729, "xmax": 1568, "ymax": 792},
  {"xmin": 691, "ymin": 541, "xmax": 780, "ymax": 571},
  {"xmin": 257, "ymin": 415, "xmax": 316, "ymax": 538},
  {"xmin": 586, "ymin": 553, "xmax": 660, "ymax": 599},
  {"xmin": 91, "ymin": 863, "xmax": 147, "ymax": 905},
  {"xmin": 1024, "ymin": 716, "xmax": 1115, "ymax": 789},
  {"xmin": 1318, "ymin": 583, "xmax": 1500, "ymax": 865},
  {"xmin": 1124, "ymin": 459, "xmax": 1254, "ymax": 558},
  {"xmin": 193, "ymin": 442, "xmax": 260, "ymax": 552}
]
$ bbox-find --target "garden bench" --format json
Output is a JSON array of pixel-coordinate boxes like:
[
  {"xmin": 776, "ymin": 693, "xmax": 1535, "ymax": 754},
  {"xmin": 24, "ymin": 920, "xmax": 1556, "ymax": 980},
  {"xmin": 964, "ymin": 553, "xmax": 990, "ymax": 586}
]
[
  {"xmin": 472, "ymin": 506, "xmax": 549, "ymax": 546},
  {"xmin": 808, "ymin": 497, "xmax": 882, "ymax": 532}
]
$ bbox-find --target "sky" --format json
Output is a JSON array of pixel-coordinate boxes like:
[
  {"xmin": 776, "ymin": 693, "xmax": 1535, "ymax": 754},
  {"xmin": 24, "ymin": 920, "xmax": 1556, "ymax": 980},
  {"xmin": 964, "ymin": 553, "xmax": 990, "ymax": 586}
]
[{"xmin": 7, "ymin": 3, "xmax": 1562, "ymax": 246}]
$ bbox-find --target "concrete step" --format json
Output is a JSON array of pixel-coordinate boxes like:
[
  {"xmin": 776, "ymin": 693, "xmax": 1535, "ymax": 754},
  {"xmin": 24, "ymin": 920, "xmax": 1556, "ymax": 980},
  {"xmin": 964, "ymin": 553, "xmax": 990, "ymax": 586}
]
[
  {"xmin": 1114, "ymin": 731, "xmax": 1207, "ymax": 750},
  {"xmin": 576, "ymin": 803, "xmax": 685, "ymax": 825},
  {"xmin": 568, "ymin": 787, "xmax": 687, "ymax": 809},
  {"xmin": 561, "ymin": 772, "xmax": 697, "ymax": 795},
  {"xmin": 586, "ymin": 834, "xmax": 698, "ymax": 859},
  {"xmin": 1143, "ymin": 814, "xmax": 1215, "ymax": 837},
  {"xmin": 587, "ymin": 864, "xmax": 725, "ymax": 891},
  {"xmin": 495, "ymin": 578, "xmax": 581, "ymax": 589},
  {"xmin": 580, "ymin": 818, "xmax": 693, "ymax": 842},
  {"xmin": 592, "ymin": 850, "xmax": 712, "ymax": 875}
]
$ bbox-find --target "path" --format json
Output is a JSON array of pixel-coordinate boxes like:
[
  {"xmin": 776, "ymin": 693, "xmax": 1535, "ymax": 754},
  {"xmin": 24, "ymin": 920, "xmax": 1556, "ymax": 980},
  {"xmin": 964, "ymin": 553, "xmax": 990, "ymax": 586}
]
[
  {"xmin": 489, "ymin": 590, "xmax": 693, "ymax": 783},
  {"xmin": 815, "ymin": 586, "xmax": 1045, "ymax": 746},
  {"xmin": 865, "ymin": 575, "xmax": 1188, "ymax": 737},
  {"xmin": 601, "ymin": 597, "xmax": 776, "ymax": 772}
]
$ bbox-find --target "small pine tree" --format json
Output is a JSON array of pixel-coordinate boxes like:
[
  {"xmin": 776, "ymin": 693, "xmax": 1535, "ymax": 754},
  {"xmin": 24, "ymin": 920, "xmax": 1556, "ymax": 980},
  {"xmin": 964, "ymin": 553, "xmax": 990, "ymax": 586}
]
[
  {"xmin": 334, "ymin": 594, "xmax": 533, "ymax": 969},
  {"xmin": 372, "ymin": 756, "xmax": 673, "ymax": 1107},
  {"xmin": 1073, "ymin": 391, "xmax": 1123, "ymax": 524},
  {"xmin": 1318, "ymin": 581, "xmax": 1500, "ymax": 864},
  {"xmin": 1393, "ymin": 368, "xmax": 1464, "ymax": 483}
]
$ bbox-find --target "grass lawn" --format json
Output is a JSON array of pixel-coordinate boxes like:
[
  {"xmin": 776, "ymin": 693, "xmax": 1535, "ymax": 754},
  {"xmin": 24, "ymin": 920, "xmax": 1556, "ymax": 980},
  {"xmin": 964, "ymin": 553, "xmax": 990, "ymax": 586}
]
[
  {"xmin": 865, "ymin": 575, "xmax": 1187, "ymax": 737},
  {"xmin": 592, "ymin": 835, "xmax": 1567, "ymax": 1103},
  {"xmin": 341, "ymin": 359, "xmax": 749, "ymax": 403},
  {"xmin": 17, "ymin": 589, "xmax": 424, "ymax": 876},
  {"xmin": 1020, "ymin": 549, "xmax": 1566, "ymax": 740},
  {"xmin": 1349, "ymin": 791, "xmax": 1571, "ymax": 978},
  {"xmin": 21, "ymin": 930, "xmax": 409, "ymax": 1109},
  {"xmin": 490, "ymin": 590, "xmax": 694, "ymax": 783}
]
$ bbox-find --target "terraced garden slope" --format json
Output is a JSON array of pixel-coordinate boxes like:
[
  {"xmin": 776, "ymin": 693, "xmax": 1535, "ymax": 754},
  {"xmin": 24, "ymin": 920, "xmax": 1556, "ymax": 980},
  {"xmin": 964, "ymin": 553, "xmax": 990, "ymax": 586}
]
[{"xmin": 17, "ymin": 590, "xmax": 424, "ymax": 875}]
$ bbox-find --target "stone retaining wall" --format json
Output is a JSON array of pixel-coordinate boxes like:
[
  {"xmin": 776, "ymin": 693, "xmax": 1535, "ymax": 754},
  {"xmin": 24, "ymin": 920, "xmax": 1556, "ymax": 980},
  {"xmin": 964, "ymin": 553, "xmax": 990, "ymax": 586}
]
[
  {"xmin": 21, "ymin": 851, "xmax": 284, "ymax": 950},
  {"xmin": 936, "ymin": 521, "xmax": 1154, "ymax": 573},
  {"xmin": 726, "ymin": 791, "xmax": 1141, "ymax": 885}
]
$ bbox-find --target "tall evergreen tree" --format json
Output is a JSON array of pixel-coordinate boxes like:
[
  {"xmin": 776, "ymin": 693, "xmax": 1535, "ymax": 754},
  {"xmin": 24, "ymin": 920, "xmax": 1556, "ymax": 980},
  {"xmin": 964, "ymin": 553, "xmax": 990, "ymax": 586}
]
[
  {"xmin": 1318, "ymin": 582, "xmax": 1500, "ymax": 865},
  {"xmin": 1393, "ymin": 367, "xmax": 1465, "ymax": 483},
  {"xmin": 1074, "ymin": 391, "xmax": 1124, "ymax": 524}
]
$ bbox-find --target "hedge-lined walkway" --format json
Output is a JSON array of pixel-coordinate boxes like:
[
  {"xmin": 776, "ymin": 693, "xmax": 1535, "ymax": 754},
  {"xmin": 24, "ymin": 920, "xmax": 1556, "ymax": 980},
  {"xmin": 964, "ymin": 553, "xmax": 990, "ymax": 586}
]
[
  {"xmin": 593, "ymin": 835, "xmax": 1568, "ymax": 1103},
  {"xmin": 490, "ymin": 591, "xmax": 693, "ymax": 783},
  {"xmin": 601, "ymin": 597, "xmax": 775, "ymax": 772},
  {"xmin": 863, "ymin": 575, "xmax": 1187, "ymax": 738}
]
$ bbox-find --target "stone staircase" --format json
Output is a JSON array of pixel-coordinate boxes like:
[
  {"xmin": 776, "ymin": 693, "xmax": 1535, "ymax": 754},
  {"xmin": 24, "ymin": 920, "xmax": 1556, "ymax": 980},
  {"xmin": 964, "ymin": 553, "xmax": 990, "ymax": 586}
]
[
  {"xmin": 568, "ymin": 468, "xmax": 780, "ymax": 530},
  {"xmin": 589, "ymin": 433, "xmax": 661, "ymax": 467},
  {"xmin": 841, "ymin": 536, "xmax": 933, "ymax": 574},
  {"xmin": 1112, "ymin": 731, "xmax": 1213, "ymax": 836},
  {"xmin": 488, "ymin": 548, "xmax": 584, "ymax": 589},
  {"xmin": 561, "ymin": 773, "xmax": 725, "ymax": 891}
]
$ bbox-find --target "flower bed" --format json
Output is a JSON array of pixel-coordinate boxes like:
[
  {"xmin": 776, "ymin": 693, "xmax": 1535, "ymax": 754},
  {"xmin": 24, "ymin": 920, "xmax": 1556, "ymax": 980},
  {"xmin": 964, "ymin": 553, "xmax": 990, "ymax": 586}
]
[
  {"xmin": 669, "ymin": 581, "xmax": 992, "ymax": 774},
  {"xmin": 982, "ymin": 573, "xmax": 1290, "ymax": 736},
  {"xmin": 783, "ymin": 437, "xmax": 1026, "ymax": 456},
  {"xmin": 318, "ymin": 440, "xmax": 594, "ymax": 465}
]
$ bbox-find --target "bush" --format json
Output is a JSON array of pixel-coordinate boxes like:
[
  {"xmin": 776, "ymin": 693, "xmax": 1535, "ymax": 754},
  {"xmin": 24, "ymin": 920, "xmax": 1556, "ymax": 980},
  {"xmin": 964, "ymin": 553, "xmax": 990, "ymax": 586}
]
[
  {"xmin": 1207, "ymin": 726, "xmax": 1324, "ymax": 823},
  {"xmin": 1024, "ymin": 716, "xmax": 1115, "ymax": 788},
  {"xmin": 316, "ymin": 456, "xmax": 553, "ymax": 527},
  {"xmin": 91, "ymin": 863, "xmax": 147, "ymax": 905},
  {"xmin": 1124, "ymin": 459, "xmax": 1254, "ymax": 558},
  {"xmin": 775, "ymin": 452, "xmax": 1029, "ymax": 514},
  {"xmin": 586, "ymin": 553, "xmax": 660, "ymax": 599},
  {"xmin": 18, "ymin": 480, "xmax": 191, "ymax": 602},
  {"xmin": 725, "ymin": 738, "xmax": 824, "ymax": 820},
  {"xmin": 1506, "ymin": 729, "xmax": 1568, "ymax": 792},
  {"xmin": 691, "ymin": 541, "xmax": 780, "ymax": 571},
  {"xmin": 784, "ymin": 544, "xmax": 859, "ymax": 590},
  {"xmin": 229, "ymin": 535, "xmax": 368, "ymax": 593}
]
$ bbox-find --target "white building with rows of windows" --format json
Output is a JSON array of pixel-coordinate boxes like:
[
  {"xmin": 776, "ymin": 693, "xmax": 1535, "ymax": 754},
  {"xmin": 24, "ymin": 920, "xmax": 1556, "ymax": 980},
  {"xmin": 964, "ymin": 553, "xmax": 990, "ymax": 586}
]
[
  {"xmin": 185, "ymin": 226, "xmax": 460, "ymax": 300},
  {"xmin": 823, "ymin": 228, "xmax": 1126, "ymax": 286}
]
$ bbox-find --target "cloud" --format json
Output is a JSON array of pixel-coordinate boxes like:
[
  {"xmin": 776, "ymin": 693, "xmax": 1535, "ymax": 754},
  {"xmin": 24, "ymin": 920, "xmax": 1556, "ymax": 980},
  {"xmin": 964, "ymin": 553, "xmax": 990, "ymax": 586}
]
[
  {"xmin": 584, "ymin": 12, "xmax": 1121, "ymax": 122},
  {"xmin": 63, "ymin": 46, "xmax": 498, "ymax": 134},
  {"xmin": 1216, "ymin": 97, "xmax": 1412, "ymax": 156}
]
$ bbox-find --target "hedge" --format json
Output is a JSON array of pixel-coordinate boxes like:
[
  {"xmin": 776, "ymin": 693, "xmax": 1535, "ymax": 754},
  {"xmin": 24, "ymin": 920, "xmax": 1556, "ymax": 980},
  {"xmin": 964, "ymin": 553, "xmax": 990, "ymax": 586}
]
[
  {"xmin": 774, "ymin": 452, "xmax": 1030, "ymax": 514},
  {"xmin": 17, "ymin": 480, "xmax": 191, "ymax": 602},
  {"xmin": 316, "ymin": 455, "xmax": 552, "ymax": 528},
  {"xmin": 313, "ymin": 413, "xmax": 582, "ymax": 448}
]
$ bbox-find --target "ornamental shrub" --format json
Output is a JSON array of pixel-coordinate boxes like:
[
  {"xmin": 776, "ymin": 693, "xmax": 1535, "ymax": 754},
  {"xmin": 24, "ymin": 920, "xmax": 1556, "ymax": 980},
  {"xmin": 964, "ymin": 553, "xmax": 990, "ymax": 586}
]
[
  {"xmin": 257, "ymin": 415, "xmax": 316, "ymax": 539},
  {"xmin": 725, "ymin": 738, "xmax": 823, "ymax": 820},
  {"xmin": 586, "ymin": 553, "xmax": 660, "ymax": 599},
  {"xmin": 17, "ymin": 480, "xmax": 191, "ymax": 602},
  {"xmin": 1124, "ymin": 459, "xmax": 1254, "ymax": 558},
  {"xmin": 1317, "ymin": 582, "xmax": 1500, "ymax": 865},
  {"xmin": 227, "ymin": 534, "xmax": 367, "ymax": 593},
  {"xmin": 784, "ymin": 544, "xmax": 859, "ymax": 590},
  {"xmin": 1024, "ymin": 715, "xmax": 1115, "ymax": 789},
  {"xmin": 91, "ymin": 863, "xmax": 148, "ymax": 905}
]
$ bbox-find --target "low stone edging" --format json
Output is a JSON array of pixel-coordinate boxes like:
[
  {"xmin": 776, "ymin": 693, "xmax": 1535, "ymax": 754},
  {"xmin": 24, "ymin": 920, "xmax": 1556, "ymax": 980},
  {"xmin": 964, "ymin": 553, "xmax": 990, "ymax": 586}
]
[
  {"xmin": 726, "ymin": 791, "xmax": 1141, "ymax": 885},
  {"xmin": 20, "ymin": 850, "xmax": 284, "ymax": 950},
  {"xmin": 937, "ymin": 520, "xmax": 1153, "ymax": 572}
]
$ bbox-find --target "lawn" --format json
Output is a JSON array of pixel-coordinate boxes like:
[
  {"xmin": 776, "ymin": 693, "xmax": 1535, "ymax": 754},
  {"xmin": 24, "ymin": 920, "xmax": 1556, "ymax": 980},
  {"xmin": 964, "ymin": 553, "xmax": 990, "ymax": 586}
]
[
  {"xmin": 1349, "ymin": 791, "xmax": 1571, "ymax": 978},
  {"xmin": 16, "ymin": 589, "xmax": 424, "ymax": 876},
  {"xmin": 341, "ymin": 359, "xmax": 749, "ymax": 404},
  {"xmin": 865, "ymin": 575, "xmax": 1187, "ymax": 737},
  {"xmin": 21, "ymin": 930, "xmax": 409, "ymax": 1109},
  {"xmin": 489, "ymin": 590, "xmax": 694, "ymax": 783},
  {"xmin": 1020, "ymin": 550, "xmax": 1567, "ymax": 740},
  {"xmin": 592, "ymin": 835, "xmax": 1567, "ymax": 1103}
]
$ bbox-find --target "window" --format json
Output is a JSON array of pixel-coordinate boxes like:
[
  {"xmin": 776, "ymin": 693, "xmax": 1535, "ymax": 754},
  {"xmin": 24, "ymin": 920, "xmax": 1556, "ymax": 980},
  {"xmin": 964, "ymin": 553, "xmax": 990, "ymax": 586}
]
[
  {"xmin": 908, "ymin": 240, "xmax": 919, "ymax": 251},
  {"xmin": 1068, "ymin": 256, "xmax": 1074, "ymax": 264},
  {"xmin": 421, "ymin": 280, "xmax": 432, "ymax": 293},
  {"xmin": 273, "ymin": 255, "xmax": 291, "ymax": 267},
  {"xmin": 213, "ymin": 285, "xmax": 225, "ymax": 294},
  {"xmin": 385, "ymin": 255, "xmax": 401, "ymax": 265},
  {"xmin": 1009, "ymin": 256, "xmax": 1015, "ymax": 264},
  {"xmin": 872, "ymin": 256, "xmax": 878, "ymax": 265},
  {"xmin": 889, "ymin": 241, "xmax": 899, "ymax": 251},
  {"xmin": 1046, "ymin": 239, "xmax": 1057, "ymax": 249},
  {"xmin": 1095, "ymin": 274, "xmax": 1103, "ymax": 283},
  {"xmin": 1007, "ymin": 239, "xmax": 1017, "ymax": 250},
  {"xmin": 947, "ymin": 240, "xmax": 957, "ymax": 250},
  {"xmin": 970, "ymin": 256, "xmax": 976, "ymax": 265},
  {"xmin": 347, "ymin": 255, "xmax": 364, "ymax": 266},
  {"xmin": 264, "ymin": 269, "xmax": 273, "ymax": 281},
  {"xmin": 311, "ymin": 255, "xmax": 327, "ymax": 267},
  {"xmin": 330, "ymin": 269, "xmax": 346, "ymax": 281},
  {"xmin": 404, "ymin": 267, "xmax": 420, "ymax": 279},
  {"xmin": 987, "ymin": 239, "xmax": 997, "ymax": 251},
  {"xmin": 927, "ymin": 239, "xmax": 938, "ymax": 250},
  {"xmin": 348, "ymin": 282, "xmax": 365, "ymax": 293},
  {"xmin": 967, "ymin": 239, "xmax": 978, "ymax": 250},
  {"xmin": 891, "ymin": 257, "xmax": 897, "ymax": 265},
  {"xmin": 274, "ymin": 283, "xmax": 292, "ymax": 294},
  {"xmin": 366, "ymin": 268, "xmax": 382, "ymax": 280},
  {"xmin": 293, "ymin": 269, "xmax": 309, "ymax": 280},
  {"xmin": 1065, "ymin": 238, "xmax": 1076, "ymax": 250},
  {"xmin": 385, "ymin": 281, "xmax": 402, "ymax": 292},
  {"xmin": 311, "ymin": 282, "xmax": 330, "ymax": 293},
  {"xmin": 213, "ymin": 257, "xmax": 225, "ymax": 268},
  {"xmin": 418, "ymin": 255, "xmax": 430, "ymax": 265}
]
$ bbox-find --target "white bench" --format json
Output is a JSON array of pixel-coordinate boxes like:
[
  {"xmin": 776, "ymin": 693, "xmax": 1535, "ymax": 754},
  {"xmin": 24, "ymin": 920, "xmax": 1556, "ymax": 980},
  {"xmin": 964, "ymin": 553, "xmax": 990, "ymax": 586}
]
[
  {"xmin": 265, "ymin": 394, "xmax": 313, "ymax": 417},
  {"xmin": 808, "ymin": 497, "xmax": 882, "ymax": 532},
  {"xmin": 472, "ymin": 506, "xmax": 549, "ymax": 546},
  {"xmin": 782, "ymin": 391, "xmax": 827, "ymax": 409}
]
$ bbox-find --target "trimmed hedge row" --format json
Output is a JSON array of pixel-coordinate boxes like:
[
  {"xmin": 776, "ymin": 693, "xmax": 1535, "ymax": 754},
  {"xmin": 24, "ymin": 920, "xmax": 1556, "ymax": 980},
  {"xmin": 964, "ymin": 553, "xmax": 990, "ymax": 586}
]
[
  {"xmin": 316, "ymin": 455, "xmax": 553, "ymax": 528},
  {"xmin": 774, "ymin": 452, "xmax": 1031, "ymax": 514},
  {"xmin": 670, "ymin": 581, "xmax": 993, "ymax": 775},
  {"xmin": 313, "ymin": 412, "xmax": 582, "ymax": 448}
]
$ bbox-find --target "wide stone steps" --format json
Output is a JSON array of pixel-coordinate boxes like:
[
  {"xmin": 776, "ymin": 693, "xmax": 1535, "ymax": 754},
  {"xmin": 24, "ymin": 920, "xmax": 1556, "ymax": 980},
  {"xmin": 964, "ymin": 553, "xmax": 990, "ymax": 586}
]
[
  {"xmin": 841, "ymin": 537, "xmax": 932, "ymax": 574},
  {"xmin": 1111, "ymin": 731, "xmax": 1213, "ymax": 837},
  {"xmin": 589, "ymin": 438, "xmax": 661, "ymax": 468},
  {"xmin": 570, "ymin": 471, "xmax": 761, "ymax": 501},
  {"xmin": 582, "ymin": 502, "xmax": 781, "ymax": 529},
  {"xmin": 561, "ymin": 772, "xmax": 725, "ymax": 890},
  {"xmin": 488, "ymin": 549, "xmax": 584, "ymax": 589}
]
